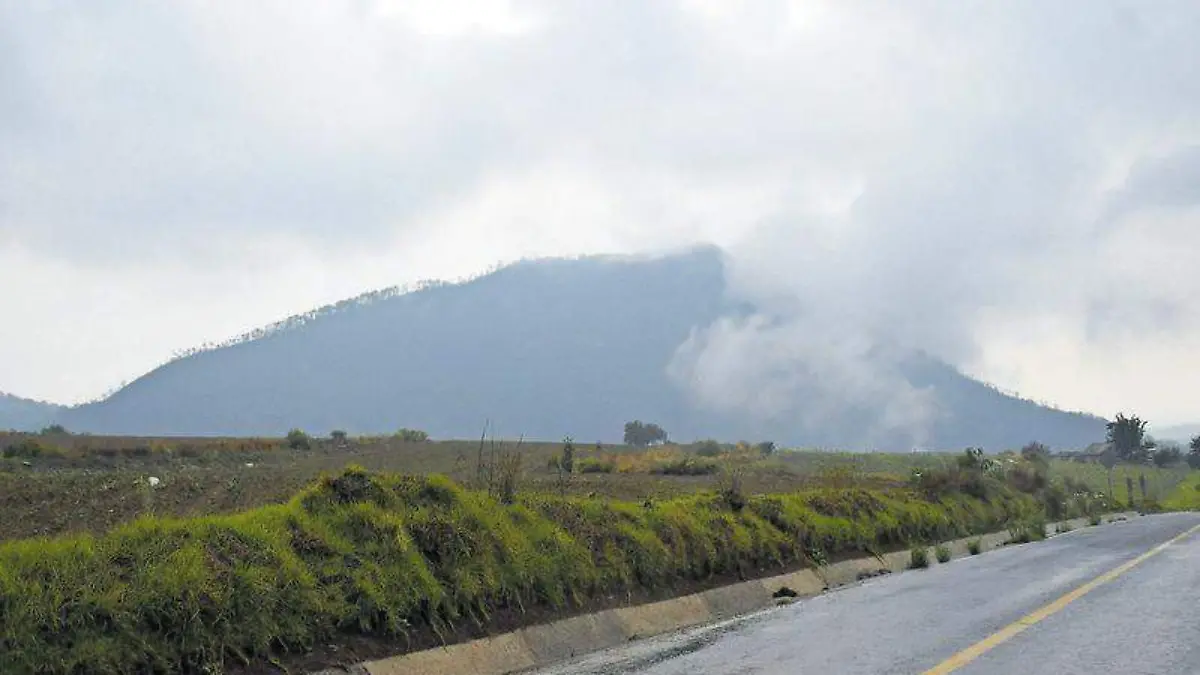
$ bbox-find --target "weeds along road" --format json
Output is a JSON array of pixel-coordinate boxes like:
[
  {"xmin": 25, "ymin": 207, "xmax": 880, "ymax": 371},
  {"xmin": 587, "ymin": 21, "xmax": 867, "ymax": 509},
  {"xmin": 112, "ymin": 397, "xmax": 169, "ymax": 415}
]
[{"xmin": 529, "ymin": 512, "xmax": 1200, "ymax": 675}]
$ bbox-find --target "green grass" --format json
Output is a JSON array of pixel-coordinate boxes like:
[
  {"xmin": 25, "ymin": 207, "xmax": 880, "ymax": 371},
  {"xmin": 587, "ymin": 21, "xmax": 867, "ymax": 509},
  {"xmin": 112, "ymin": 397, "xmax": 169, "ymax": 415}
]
[
  {"xmin": 909, "ymin": 546, "xmax": 930, "ymax": 569},
  {"xmin": 1006, "ymin": 516, "xmax": 1048, "ymax": 544},
  {"xmin": 0, "ymin": 466, "xmax": 1041, "ymax": 674},
  {"xmin": 1048, "ymin": 460, "xmax": 1192, "ymax": 507},
  {"xmin": 934, "ymin": 544, "xmax": 951, "ymax": 563},
  {"xmin": 1163, "ymin": 472, "xmax": 1200, "ymax": 511}
]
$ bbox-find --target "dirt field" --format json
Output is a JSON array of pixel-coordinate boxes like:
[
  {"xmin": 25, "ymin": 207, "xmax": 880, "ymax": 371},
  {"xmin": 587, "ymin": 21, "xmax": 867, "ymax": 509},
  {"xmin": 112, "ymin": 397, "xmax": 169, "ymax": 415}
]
[{"xmin": 0, "ymin": 432, "xmax": 1188, "ymax": 542}]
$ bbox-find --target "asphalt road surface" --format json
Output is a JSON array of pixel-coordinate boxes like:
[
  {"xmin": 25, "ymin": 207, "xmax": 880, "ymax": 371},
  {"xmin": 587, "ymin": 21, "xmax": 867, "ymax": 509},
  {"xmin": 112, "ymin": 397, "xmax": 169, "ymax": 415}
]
[{"xmin": 530, "ymin": 512, "xmax": 1200, "ymax": 675}]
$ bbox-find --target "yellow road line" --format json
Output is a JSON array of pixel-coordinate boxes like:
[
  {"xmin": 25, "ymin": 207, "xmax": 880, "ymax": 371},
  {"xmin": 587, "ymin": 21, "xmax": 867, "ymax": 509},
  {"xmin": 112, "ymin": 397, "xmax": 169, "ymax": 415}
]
[{"xmin": 923, "ymin": 522, "xmax": 1200, "ymax": 675}]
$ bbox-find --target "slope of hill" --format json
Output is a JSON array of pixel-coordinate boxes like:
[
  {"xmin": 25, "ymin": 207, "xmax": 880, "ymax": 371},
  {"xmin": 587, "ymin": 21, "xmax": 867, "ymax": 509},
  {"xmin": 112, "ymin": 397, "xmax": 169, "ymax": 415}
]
[
  {"xmin": 56, "ymin": 247, "xmax": 1108, "ymax": 450},
  {"xmin": 1152, "ymin": 424, "xmax": 1200, "ymax": 444},
  {"xmin": 0, "ymin": 393, "xmax": 64, "ymax": 431}
]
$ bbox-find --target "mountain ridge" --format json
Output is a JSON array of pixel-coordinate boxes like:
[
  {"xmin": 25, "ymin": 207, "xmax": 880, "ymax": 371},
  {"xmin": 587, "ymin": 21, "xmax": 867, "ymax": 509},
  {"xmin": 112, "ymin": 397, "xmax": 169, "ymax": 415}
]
[
  {"xmin": 0, "ymin": 392, "xmax": 65, "ymax": 431},
  {"xmin": 38, "ymin": 247, "xmax": 1106, "ymax": 449}
]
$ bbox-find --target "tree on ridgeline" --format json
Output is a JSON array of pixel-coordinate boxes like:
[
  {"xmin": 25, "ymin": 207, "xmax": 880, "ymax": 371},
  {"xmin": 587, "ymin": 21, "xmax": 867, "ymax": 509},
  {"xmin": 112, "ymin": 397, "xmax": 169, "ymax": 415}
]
[{"xmin": 1189, "ymin": 435, "xmax": 1200, "ymax": 469}]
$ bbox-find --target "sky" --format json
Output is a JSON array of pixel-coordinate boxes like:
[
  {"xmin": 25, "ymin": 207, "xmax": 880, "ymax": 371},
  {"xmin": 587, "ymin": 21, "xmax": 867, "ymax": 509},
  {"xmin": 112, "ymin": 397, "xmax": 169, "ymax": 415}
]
[{"xmin": 2, "ymin": 0, "xmax": 1199, "ymax": 426}]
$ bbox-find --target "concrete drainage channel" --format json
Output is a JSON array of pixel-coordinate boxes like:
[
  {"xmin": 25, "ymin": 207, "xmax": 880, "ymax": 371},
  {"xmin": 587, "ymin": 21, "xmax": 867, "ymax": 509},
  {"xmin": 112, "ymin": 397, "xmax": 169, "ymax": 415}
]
[{"xmin": 315, "ymin": 513, "xmax": 1136, "ymax": 675}]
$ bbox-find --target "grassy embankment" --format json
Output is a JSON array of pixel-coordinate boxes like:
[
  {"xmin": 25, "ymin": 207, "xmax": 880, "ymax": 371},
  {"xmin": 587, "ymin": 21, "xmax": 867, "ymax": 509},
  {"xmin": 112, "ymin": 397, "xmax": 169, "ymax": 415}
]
[{"xmin": 0, "ymin": 456, "xmax": 1090, "ymax": 675}]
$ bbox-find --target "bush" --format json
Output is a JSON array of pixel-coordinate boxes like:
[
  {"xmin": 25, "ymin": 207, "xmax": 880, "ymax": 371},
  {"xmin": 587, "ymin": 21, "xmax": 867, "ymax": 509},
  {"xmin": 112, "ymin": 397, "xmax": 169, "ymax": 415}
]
[
  {"xmin": 650, "ymin": 457, "xmax": 719, "ymax": 476},
  {"xmin": 910, "ymin": 546, "xmax": 930, "ymax": 569},
  {"xmin": 967, "ymin": 539, "xmax": 982, "ymax": 555},
  {"xmin": 934, "ymin": 544, "xmax": 951, "ymax": 563},
  {"xmin": 285, "ymin": 428, "xmax": 311, "ymax": 450},
  {"xmin": 1007, "ymin": 517, "xmax": 1047, "ymax": 544},
  {"xmin": 330, "ymin": 430, "xmax": 348, "ymax": 444},
  {"xmin": 395, "ymin": 428, "xmax": 430, "ymax": 443},
  {"xmin": 693, "ymin": 439, "xmax": 723, "ymax": 457},
  {"xmin": 2, "ymin": 438, "xmax": 64, "ymax": 459},
  {"xmin": 1088, "ymin": 514, "xmax": 1103, "ymax": 526},
  {"xmin": 576, "ymin": 457, "xmax": 615, "ymax": 474}
]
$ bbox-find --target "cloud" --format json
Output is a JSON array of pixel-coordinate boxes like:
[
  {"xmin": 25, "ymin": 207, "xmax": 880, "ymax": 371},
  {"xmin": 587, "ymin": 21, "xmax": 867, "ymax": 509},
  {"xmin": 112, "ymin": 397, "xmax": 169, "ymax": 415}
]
[
  {"xmin": 667, "ymin": 314, "xmax": 939, "ymax": 448},
  {"xmin": 1, "ymin": 0, "xmax": 1199, "ymax": 426}
]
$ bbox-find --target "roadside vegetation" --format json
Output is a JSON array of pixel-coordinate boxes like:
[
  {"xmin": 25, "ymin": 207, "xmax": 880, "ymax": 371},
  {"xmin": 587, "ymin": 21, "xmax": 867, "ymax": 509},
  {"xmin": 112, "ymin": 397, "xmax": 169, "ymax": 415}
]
[
  {"xmin": 1163, "ymin": 472, "xmax": 1200, "ymax": 511},
  {"xmin": 0, "ymin": 414, "xmax": 1196, "ymax": 673},
  {"xmin": 0, "ymin": 462, "xmax": 1048, "ymax": 674}
]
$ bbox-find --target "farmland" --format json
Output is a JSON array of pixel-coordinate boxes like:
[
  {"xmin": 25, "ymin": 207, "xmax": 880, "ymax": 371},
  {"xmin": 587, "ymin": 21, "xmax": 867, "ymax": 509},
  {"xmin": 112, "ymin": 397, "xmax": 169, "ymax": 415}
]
[{"xmin": 0, "ymin": 431, "xmax": 1190, "ymax": 543}]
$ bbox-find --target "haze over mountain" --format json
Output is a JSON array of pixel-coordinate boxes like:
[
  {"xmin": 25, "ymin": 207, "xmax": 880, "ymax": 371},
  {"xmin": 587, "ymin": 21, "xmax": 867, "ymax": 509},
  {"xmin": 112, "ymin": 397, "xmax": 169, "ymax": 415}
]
[
  {"xmin": 50, "ymin": 248, "xmax": 1105, "ymax": 450},
  {"xmin": 0, "ymin": 393, "xmax": 63, "ymax": 432}
]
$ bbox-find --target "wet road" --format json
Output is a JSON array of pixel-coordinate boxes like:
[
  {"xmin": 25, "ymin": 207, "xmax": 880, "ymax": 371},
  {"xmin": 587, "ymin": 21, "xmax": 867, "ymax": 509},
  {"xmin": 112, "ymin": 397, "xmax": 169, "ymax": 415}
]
[{"xmin": 530, "ymin": 512, "xmax": 1200, "ymax": 675}]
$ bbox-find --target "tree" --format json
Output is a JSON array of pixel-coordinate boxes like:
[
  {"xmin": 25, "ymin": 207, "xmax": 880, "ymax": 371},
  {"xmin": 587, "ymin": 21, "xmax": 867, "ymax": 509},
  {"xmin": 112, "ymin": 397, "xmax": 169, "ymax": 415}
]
[
  {"xmin": 623, "ymin": 420, "xmax": 668, "ymax": 447},
  {"xmin": 1152, "ymin": 441, "xmax": 1183, "ymax": 468},
  {"xmin": 1189, "ymin": 435, "xmax": 1200, "ymax": 469},
  {"xmin": 286, "ymin": 428, "xmax": 311, "ymax": 450},
  {"xmin": 1106, "ymin": 414, "xmax": 1154, "ymax": 464},
  {"xmin": 756, "ymin": 441, "xmax": 777, "ymax": 457},
  {"xmin": 694, "ymin": 439, "xmax": 723, "ymax": 457},
  {"xmin": 1020, "ymin": 441, "xmax": 1051, "ymax": 467}
]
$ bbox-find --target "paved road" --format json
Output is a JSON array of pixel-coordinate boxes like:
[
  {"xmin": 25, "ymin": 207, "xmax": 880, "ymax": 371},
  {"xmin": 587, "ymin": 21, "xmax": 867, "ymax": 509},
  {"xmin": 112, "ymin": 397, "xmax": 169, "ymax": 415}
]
[{"xmin": 530, "ymin": 512, "xmax": 1200, "ymax": 675}]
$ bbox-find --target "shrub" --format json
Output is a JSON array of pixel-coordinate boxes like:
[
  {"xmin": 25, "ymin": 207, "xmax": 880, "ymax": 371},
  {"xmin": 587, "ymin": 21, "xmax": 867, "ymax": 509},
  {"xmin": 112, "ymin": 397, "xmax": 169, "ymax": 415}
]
[
  {"xmin": 330, "ymin": 430, "xmax": 348, "ymax": 444},
  {"xmin": 650, "ymin": 457, "xmax": 719, "ymax": 476},
  {"xmin": 395, "ymin": 428, "xmax": 430, "ymax": 443},
  {"xmin": 576, "ymin": 457, "xmax": 615, "ymax": 474},
  {"xmin": 1088, "ymin": 514, "xmax": 1102, "ymax": 526},
  {"xmin": 285, "ymin": 429, "xmax": 311, "ymax": 450},
  {"xmin": 1007, "ymin": 516, "xmax": 1047, "ymax": 544},
  {"xmin": 720, "ymin": 472, "xmax": 747, "ymax": 512},
  {"xmin": 910, "ymin": 546, "xmax": 930, "ymax": 569},
  {"xmin": 693, "ymin": 439, "xmax": 723, "ymax": 457},
  {"xmin": 2, "ymin": 438, "xmax": 64, "ymax": 459},
  {"xmin": 967, "ymin": 539, "xmax": 982, "ymax": 555},
  {"xmin": 559, "ymin": 437, "xmax": 575, "ymax": 474},
  {"xmin": 934, "ymin": 544, "xmax": 951, "ymax": 563}
]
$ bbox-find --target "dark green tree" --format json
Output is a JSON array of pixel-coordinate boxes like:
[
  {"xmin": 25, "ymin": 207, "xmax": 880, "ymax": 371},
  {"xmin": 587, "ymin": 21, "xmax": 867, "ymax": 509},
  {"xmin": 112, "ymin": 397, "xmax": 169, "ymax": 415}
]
[
  {"xmin": 1106, "ymin": 414, "xmax": 1154, "ymax": 463},
  {"xmin": 1020, "ymin": 441, "xmax": 1051, "ymax": 467},
  {"xmin": 1152, "ymin": 442, "xmax": 1183, "ymax": 468},
  {"xmin": 623, "ymin": 420, "xmax": 667, "ymax": 447},
  {"xmin": 1189, "ymin": 435, "xmax": 1200, "ymax": 469}
]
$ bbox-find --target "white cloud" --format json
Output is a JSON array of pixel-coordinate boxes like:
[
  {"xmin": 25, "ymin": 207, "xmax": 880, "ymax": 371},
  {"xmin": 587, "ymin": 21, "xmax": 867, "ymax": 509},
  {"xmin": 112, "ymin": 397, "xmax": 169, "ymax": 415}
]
[{"xmin": 1, "ymin": 1, "xmax": 1199, "ymax": 425}]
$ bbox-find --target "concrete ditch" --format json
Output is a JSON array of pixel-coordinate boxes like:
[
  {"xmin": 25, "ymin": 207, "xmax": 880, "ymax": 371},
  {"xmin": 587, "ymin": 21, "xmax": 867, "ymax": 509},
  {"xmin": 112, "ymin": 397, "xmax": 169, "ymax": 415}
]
[{"xmin": 320, "ymin": 513, "xmax": 1129, "ymax": 675}]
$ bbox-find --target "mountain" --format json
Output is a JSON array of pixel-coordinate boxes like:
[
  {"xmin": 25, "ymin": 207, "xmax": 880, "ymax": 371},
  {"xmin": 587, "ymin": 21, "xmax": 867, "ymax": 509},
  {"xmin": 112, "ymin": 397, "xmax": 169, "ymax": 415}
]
[
  {"xmin": 0, "ymin": 393, "xmax": 64, "ymax": 431},
  {"xmin": 56, "ymin": 247, "xmax": 1108, "ymax": 450}
]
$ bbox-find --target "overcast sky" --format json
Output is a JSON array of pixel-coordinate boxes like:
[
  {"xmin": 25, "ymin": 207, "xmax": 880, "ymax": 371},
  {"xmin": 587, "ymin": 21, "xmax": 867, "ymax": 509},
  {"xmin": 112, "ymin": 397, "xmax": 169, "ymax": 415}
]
[{"xmin": 2, "ymin": 1, "xmax": 1199, "ymax": 425}]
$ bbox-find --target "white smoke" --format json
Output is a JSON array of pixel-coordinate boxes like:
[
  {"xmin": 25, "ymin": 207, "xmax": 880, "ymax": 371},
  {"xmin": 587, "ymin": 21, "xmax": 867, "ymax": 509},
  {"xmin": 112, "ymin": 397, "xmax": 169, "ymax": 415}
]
[{"xmin": 667, "ymin": 313, "xmax": 939, "ymax": 449}]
